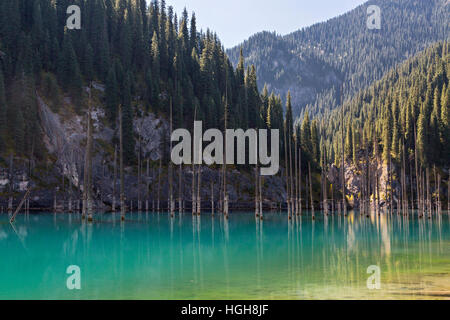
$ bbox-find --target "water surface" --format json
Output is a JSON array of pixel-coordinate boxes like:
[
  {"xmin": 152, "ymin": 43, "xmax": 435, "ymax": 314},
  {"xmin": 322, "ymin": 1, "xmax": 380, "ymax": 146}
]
[{"xmin": 0, "ymin": 211, "xmax": 449, "ymax": 299}]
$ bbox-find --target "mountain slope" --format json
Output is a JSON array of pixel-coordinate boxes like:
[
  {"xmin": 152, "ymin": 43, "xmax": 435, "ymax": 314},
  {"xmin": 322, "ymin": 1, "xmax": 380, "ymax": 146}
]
[
  {"xmin": 227, "ymin": 0, "xmax": 450, "ymax": 118},
  {"xmin": 322, "ymin": 41, "xmax": 449, "ymax": 168}
]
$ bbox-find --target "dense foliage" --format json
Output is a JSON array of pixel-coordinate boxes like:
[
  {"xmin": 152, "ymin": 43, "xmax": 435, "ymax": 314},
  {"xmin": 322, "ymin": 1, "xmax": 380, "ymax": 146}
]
[
  {"xmin": 0, "ymin": 0, "xmax": 275, "ymax": 164},
  {"xmin": 318, "ymin": 41, "xmax": 449, "ymax": 169}
]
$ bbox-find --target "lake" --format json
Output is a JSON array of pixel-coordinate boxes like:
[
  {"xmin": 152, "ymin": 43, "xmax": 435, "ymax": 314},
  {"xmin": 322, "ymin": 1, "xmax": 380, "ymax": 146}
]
[{"xmin": 0, "ymin": 211, "xmax": 449, "ymax": 299}]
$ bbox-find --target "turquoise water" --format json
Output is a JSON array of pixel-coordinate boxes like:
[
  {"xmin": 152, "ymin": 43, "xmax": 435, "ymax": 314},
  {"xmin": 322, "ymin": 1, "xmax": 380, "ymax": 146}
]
[{"xmin": 0, "ymin": 211, "xmax": 449, "ymax": 300}]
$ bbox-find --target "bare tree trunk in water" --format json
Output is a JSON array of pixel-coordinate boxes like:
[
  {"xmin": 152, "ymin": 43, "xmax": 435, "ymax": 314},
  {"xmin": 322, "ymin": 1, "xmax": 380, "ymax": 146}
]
[
  {"xmin": 309, "ymin": 162, "xmax": 314, "ymax": 219},
  {"xmin": 414, "ymin": 123, "xmax": 420, "ymax": 215},
  {"xmin": 84, "ymin": 83, "xmax": 94, "ymax": 222},
  {"xmin": 138, "ymin": 131, "xmax": 142, "ymax": 212},
  {"xmin": 294, "ymin": 136, "xmax": 298, "ymax": 216},
  {"xmin": 433, "ymin": 165, "xmax": 437, "ymax": 215},
  {"xmin": 255, "ymin": 163, "xmax": 259, "ymax": 218},
  {"xmin": 119, "ymin": 104, "xmax": 125, "ymax": 220},
  {"xmin": 197, "ymin": 164, "xmax": 201, "ymax": 216},
  {"xmin": 223, "ymin": 83, "xmax": 229, "ymax": 219},
  {"xmin": 427, "ymin": 167, "xmax": 431, "ymax": 218},
  {"xmin": 146, "ymin": 159, "xmax": 149, "ymax": 212},
  {"xmin": 152, "ymin": 167, "xmax": 155, "ymax": 212},
  {"xmin": 259, "ymin": 174, "xmax": 263, "ymax": 219},
  {"xmin": 191, "ymin": 161, "xmax": 196, "ymax": 215},
  {"xmin": 437, "ymin": 173, "xmax": 442, "ymax": 214},
  {"xmin": 283, "ymin": 124, "xmax": 290, "ymax": 219},
  {"xmin": 289, "ymin": 127, "xmax": 294, "ymax": 217},
  {"xmin": 82, "ymin": 116, "xmax": 88, "ymax": 220},
  {"xmin": 112, "ymin": 146, "xmax": 117, "ymax": 212},
  {"xmin": 323, "ymin": 148, "xmax": 328, "ymax": 216},
  {"xmin": 169, "ymin": 98, "xmax": 174, "ymax": 217},
  {"xmin": 178, "ymin": 163, "xmax": 182, "ymax": 213},
  {"xmin": 7, "ymin": 155, "xmax": 13, "ymax": 214},
  {"xmin": 157, "ymin": 156, "xmax": 161, "ymax": 213},
  {"xmin": 389, "ymin": 155, "xmax": 393, "ymax": 215},
  {"xmin": 211, "ymin": 181, "xmax": 214, "ymax": 217},
  {"xmin": 299, "ymin": 147, "xmax": 302, "ymax": 216},
  {"xmin": 341, "ymin": 102, "xmax": 346, "ymax": 216}
]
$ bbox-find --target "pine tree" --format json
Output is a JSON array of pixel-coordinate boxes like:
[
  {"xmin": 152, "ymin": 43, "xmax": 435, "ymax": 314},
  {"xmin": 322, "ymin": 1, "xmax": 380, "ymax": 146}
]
[
  {"xmin": 352, "ymin": 127, "xmax": 358, "ymax": 165},
  {"xmin": 151, "ymin": 31, "xmax": 160, "ymax": 108},
  {"xmin": 311, "ymin": 119, "xmax": 319, "ymax": 163},
  {"xmin": 14, "ymin": 107, "xmax": 25, "ymax": 154},
  {"xmin": 392, "ymin": 119, "xmax": 400, "ymax": 160},
  {"xmin": 417, "ymin": 111, "xmax": 428, "ymax": 166},
  {"xmin": 430, "ymin": 110, "xmax": 441, "ymax": 163},
  {"xmin": 246, "ymin": 65, "xmax": 261, "ymax": 128},
  {"xmin": 31, "ymin": 0, "xmax": 44, "ymax": 75},
  {"xmin": 57, "ymin": 33, "xmax": 82, "ymax": 103},
  {"xmin": 179, "ymin": 8, "xmax": 189, "ymax": 57},
  {"xmin": 382, "ymin": 107, "xmax": 393, "ymax": 162},
  {"xmin": 190, "ymin": 13, "xmax": 197, "ymax": 53},
  {"xmin": 261, "ymin": 84, "xmax": 269, "ymax": 126},
  {"xmin": 285, "ymin": 91, "xmax": 293, "ymax": 138},
  {"xmin": 441, "ymin": 84, "xmax": 449, "ymax": 129},
  {"xmin": 344, "ymin": 121, "xmax": 352, "ymax": 160},
  {"xmin": 106, "ymin": 66, "xmax": 119, "ymax": 125},
  {"xmin": 83, "ymin": 44, "xmax": 94, "ymax": 82},
  {"xmin": 122, "ymin": 73, "xmax": 135, "ymax": 164},
  {"xmin": 301, "ymin": 111, "xmax": 312, "ymax": 158}
]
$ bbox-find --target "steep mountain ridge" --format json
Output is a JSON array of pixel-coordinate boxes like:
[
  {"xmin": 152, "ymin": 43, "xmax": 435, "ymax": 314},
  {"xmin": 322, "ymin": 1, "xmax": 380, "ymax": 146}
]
[{"xmin": 227, "ymin": 0, "xmax": 450, "ymax": 118}]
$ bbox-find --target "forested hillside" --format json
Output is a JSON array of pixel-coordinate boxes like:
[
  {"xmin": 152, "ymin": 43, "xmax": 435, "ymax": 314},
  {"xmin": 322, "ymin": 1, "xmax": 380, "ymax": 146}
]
[
  {"xmin": 319, "ymin": 41, "xmax": 449, "ymax": 169},
  {"xmin": 227, "ymin": 0, "xmax": 449, "ymax": 118},
  {"xmin": 0, "ymin": 0, "xmax": 448, "ymax": 211},
  {"xmin": 0, "ymin": 0, "xmax": 268, "ymax": 165}
]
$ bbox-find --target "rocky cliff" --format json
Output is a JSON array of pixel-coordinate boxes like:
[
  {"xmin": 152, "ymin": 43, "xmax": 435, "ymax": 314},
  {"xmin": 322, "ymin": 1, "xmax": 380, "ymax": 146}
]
[{"xmin": 0, "ymin": 85, "xmax": 287, "ymax": 212}]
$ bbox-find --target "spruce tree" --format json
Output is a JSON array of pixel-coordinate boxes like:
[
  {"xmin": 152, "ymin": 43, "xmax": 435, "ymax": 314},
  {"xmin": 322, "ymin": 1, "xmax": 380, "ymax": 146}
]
[
  {"xmin": 151, "ymin": 31, "xmax": 160, "ymax": 108},
  {"xmin": 417, "ymin": 111, "xmax": 428, "ymax": 166},
  {"xmin": 285, "ymin": 91, "xmax": 294, "ymax": 138},
  {"xmin": 57, "ymin": 33, "xmax": 82, "ymax": 103},
  {"xmin": 106, "ymin": 66, "xmax": 119, "ymax": 125},
  {"xmin": 311, "ymin": 119, "xmax": 319, "ymax": 163},
  {"xmin": 301, "ymin": 111, "xmax": 312, "ymax": 158},
  {"xmin": 190, "ymin": 13, "xmax": 197, "ymax": 53},
  {"xmin": 382, "ymin": 107, "xmax": 393, "ymax": 162},
  {"xmin": 14, "ymin": 107, "xmax": 25, "ymax": 154},
  {"xmin": 122, "ymin": 73, "xmax": 135, "ymax": 165},
  {"xmin": 344, "ymin": 121, "xmax": 352, "ymax": 160}
]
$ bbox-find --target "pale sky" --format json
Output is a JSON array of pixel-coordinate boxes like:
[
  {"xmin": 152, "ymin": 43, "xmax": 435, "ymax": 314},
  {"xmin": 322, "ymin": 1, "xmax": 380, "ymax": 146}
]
[{"xmin": 153, "ymin": 0, "xmax": 368, "ymax": 48}]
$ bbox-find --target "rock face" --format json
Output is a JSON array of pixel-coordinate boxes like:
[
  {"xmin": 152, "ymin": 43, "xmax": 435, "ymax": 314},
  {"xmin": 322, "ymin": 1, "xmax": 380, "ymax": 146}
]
[
  {"xmin": 134, "ymin": 114, "xmax": 167, "ymax": 161},
  {"xmin": 38, "ymin": 94, "xmax": 85, "ymax": 189},
  {"xmin": 0, "ymin": 89, "xmax": 287, "ymax": 212},
  {"xmin": 327, "ymin": 158, "xmax": 398, "ymax": 209},
  {"xmin": 228, "ymin": 32, "xmax": 340, "ymax": 117}
]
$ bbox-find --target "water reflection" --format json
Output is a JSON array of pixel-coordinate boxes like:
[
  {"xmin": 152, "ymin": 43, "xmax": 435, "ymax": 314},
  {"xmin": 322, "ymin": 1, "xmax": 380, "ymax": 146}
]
[{"xmin": 0, "ymin": 211, "xmax": 448, "ymax": 299}]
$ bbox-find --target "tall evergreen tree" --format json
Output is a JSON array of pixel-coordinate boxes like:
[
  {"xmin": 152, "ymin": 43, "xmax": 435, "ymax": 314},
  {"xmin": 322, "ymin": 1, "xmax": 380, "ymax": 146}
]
[
  {"xmin": 382, "ymin": 107, "xmax": 393, "ymax": 162},
  {"xmin": 121, "ymin": 72, "xmax": 135, "ymax": 164},
  {"xmin": 417, "ymin": 111, "xmax": 428, "ymax": 166},
  {"xmin": 106, "ymin": 65, "xmax": 119, "ymax": 125},
  {"xmin": 301, "ymin": 111, "xmax": 312, "ymax": 158}
]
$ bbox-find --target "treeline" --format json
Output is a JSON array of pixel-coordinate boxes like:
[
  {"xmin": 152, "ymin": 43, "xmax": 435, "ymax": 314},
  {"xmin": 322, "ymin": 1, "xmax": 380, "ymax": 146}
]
[
  {"xmin": 0, "ymin": 0, "xmax": 281, "ymax": 165},
  {"xmin": 318, "ymin": 41, "xmax": 449, "ymax": 169}
]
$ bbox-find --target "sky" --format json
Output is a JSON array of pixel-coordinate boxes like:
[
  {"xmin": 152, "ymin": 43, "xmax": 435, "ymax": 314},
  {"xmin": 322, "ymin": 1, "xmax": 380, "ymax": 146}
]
[{"xmin": 155, "ymin": 0, "xmax": 368, "ymax": 49}]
